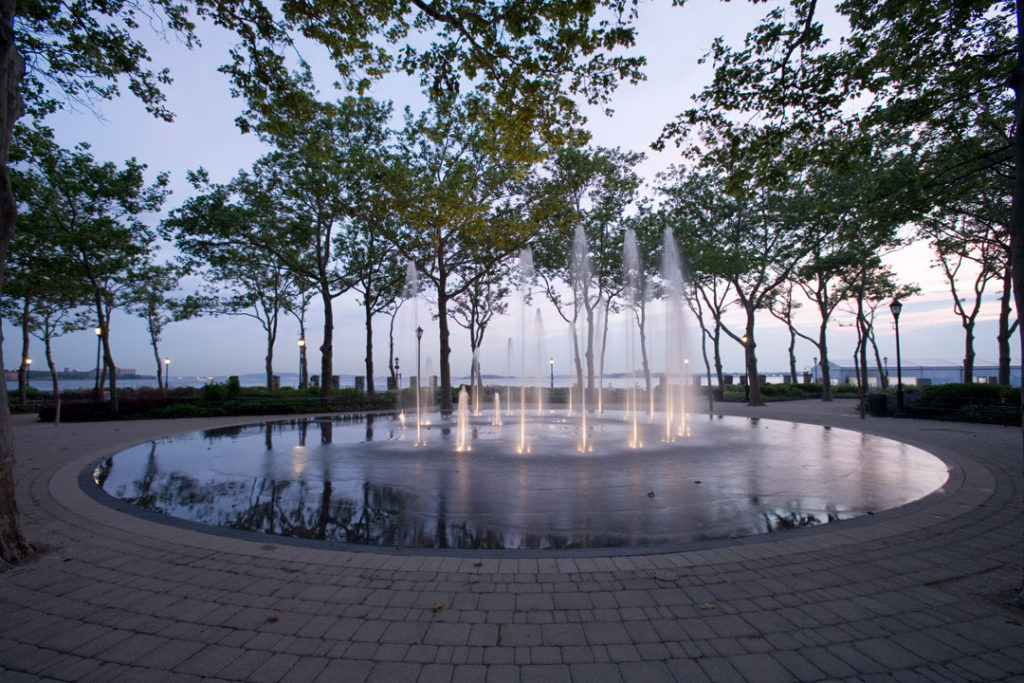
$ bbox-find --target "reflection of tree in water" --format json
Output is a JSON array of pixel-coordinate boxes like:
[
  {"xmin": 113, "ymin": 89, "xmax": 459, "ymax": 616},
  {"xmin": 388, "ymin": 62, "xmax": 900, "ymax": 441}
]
[
  {"xmin": 762, "ymin": 503, "xmax": 840, "ymax": 532},
  {"xmin": 110, "ymin": 448, "xmax": 673, "ymax": 549}
]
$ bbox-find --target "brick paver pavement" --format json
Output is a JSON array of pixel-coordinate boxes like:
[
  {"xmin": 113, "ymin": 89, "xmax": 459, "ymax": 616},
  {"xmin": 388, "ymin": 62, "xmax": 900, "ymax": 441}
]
[{"xmin": 2, "ymin": 399, "xmax": 1023, "ymax": 681}]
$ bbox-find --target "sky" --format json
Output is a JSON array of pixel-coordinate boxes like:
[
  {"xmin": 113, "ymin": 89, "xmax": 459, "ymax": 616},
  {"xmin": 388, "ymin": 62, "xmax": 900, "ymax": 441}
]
[{"xmin": 4, "ymin": 1, "xmax": 1012, "ymax": 383}]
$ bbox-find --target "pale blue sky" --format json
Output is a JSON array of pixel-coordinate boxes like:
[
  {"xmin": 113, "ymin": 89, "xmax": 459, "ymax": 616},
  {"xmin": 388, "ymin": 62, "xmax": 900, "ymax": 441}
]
[{"xmin": 6, "ymin": 1, "xmax": 1008, "ymax": 381}]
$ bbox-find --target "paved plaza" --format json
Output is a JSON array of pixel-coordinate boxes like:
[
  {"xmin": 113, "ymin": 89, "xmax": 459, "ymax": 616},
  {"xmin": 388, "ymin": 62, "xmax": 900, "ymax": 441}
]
[{"xmin": 1, "ymin": 398, "xmax": 1023, "ymax": 682}]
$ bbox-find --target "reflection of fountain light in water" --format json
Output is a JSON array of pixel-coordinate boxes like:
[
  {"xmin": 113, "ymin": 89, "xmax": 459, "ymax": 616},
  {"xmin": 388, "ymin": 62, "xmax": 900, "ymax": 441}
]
[
  {"xmin": 492, "ymin": 392, "xmax": 502, "ymax": 426},
  {"xmin": 455, "ymin": 387, "xmax": 471, "ymax": 451}
]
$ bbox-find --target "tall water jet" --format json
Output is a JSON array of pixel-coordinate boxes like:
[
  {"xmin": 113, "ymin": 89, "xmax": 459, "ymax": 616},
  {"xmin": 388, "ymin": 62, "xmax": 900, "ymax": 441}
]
[
  {"xmin": 505, "ymin": 337, "xmax": 513, "ymax": 416},
  {"xmin": 661, "ymin": 228, "xmax": 689, "ymax": 441},
  {"xmin": 623, "ymin": 229, "xmax": 643, "ymax": 448},
  {"xmin": 403, "ymin": 260, "xmax": 421, "ymax": 443},
  {"xmin": 471, "ymin": 348, "xmax": 482, "ymax": 416},
  {"xmin": 595, "ymin": 303, "xmax": 606, "ymax": 415},
  {"xmin": 534, "ymin": 308, "xmax": 545, "ymax": 415},
  {"xmin": 571, "ymin": 225, "xmax": 591, "ymax": 452},
  {"xmin": 492, "ymin": 392, "xmax": 502, "ymax": 426},
  {"xmin": 517, "ymin": 248, "xmax": 535, "ymax": 453},
  {"xmin": 455, "ymin": 386, "xmax": 471, "ymax": 451}
]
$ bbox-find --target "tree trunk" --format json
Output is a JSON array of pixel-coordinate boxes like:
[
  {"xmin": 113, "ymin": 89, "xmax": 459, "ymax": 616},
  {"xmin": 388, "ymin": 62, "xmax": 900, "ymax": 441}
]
[
  {"xmin": 787, "ymin": 326, "xmax": 797, "ymax": 385},
  {"xmin": 744, "ymin": 307, "xmax": 764, "ymax": 406},
  {"xmin": 0, "ymin": 0, "xmax": 32, "ymax": 565},
  {"xmin": 364, "ymin": 297, "xmax": 375, "ymax": 394},
  {"xmin": 635, "ymin": 304, "xmax": 653, "ymax": 415},
  {"xmin": 45, "ymin": 333, "xmax": 60, "ymax": 425},
  {"xmin": 17, "ymin": 296, "xmax": 27, "ymax": 403},
  {"xmin": 856, "ymin": 289, "xmax": 869, "ymax": 419},
  {"xmin": 152, "ymin": 339, "xmax": 163, "ymax": 394},
  {"xmin": 319, "ymin": 282, "xmax": 333, "ymax": 400},
  {"xmin": 963, "ymin": 322, "xmax": 975, "ymax": 385},
  {"xmin": 819, "ymin": 323, "xmax": 833, "ymax": 401},
  {"xmin": 998, "ymin": 260, "xmax": 1014, "ymax": 385},
  {"xmin": 437, "ymin": 286, "xmax": 452, "ymax": 416},
  {"xmin": 712, "ymin": 321, "xmax": 725, "ymax": 401}
]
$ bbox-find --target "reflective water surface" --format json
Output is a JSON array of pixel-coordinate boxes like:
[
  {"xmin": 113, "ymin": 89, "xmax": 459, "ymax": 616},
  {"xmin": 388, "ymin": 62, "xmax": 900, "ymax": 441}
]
[{"xmin": 92, "ymin": 414, "xmax": 949, "ymax": 550}]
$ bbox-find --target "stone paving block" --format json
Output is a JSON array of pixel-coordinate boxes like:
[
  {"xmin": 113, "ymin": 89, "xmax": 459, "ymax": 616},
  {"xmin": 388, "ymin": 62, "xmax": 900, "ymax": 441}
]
[
  {"xmin": 175, "ymin": 644, "xmax": 245, "ymax": 678},
  {"xmin": 540, "ymin": 623, "xmax": 586, "ymax": 647},
  {"xmin": 366, "ymin": 661, "xmax": 422, "ymax": 683},
  {"xmin": 382, "ymin": 621, "xmax": 429, "ymax": 645},
  {"xmin": 500, "ymin": 624, "xmax": 541, "ymax": 647},
  {"xmin": 425, "ymin": 623, "xmax": 471, "ymax": 646},
  {"xmin": 855, "ymin": 636, "xmax": 928, "ymax": 669},
  {"xmin": 515, "ymin": 593, "xmax": 553, "ymax": 611},
  {"xmin": 696, "ymin": 656, "xmax": 743, "ymax": 681},
  {"xmin": 417, "ymin": 663, "xmax": 454, "ymax": 683},
  {"xmin": 467, "ymin": 624, "xmax": 498, "ymax": 647},
  {"xmin": 771, "ymin": 650, "xmax": 826, "ymax": 680},
  {"xmin": 221, "ymin": 649, "xmax": 273, "ymax": 680},
  {"xmin": 605, "ymin": 644, "xmax": 640, "ymax": 663},
  {"xmin": 451, "ymin": 663, "xmax": 486, "ymax": 682},
  {"xmin": 800, "ymin": 646, "xmax": 859, "ymax": 678},
  {"xmin": 947, "ymin": 655, "xmax": 1010, "ymax": 681},
  {"xmin": 568, "ymin": 662, "xmax": 623, "ymax": 682},
  {"xmin": 529, "ymin": 646, "xmax": 561, "ymax": 665},
  {"xmin": 520, "ymin": 664, "xmax": 569, "ymax": 683},
  {"xmin": 312, "ymin": 657, "xmax": 373, "ymax": 683},
  {"xmin": 729, "ymin": 652, "xmax": 797, "ymax": 682},
  {"xmin": 582, "ymin": 621, "xmax": 632, "ymax": 646}
]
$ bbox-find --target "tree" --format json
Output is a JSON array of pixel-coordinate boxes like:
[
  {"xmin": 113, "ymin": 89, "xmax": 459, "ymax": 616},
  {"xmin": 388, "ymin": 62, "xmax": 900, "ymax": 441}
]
[
  {"xmin": 924, "ymin": 214, "xmax": 1005, "ymax": 384},
  {"xmin": 15, "ymin": 129, "xmax": 168, "ymax": 413},
  {"xmin": 260, "ymin": 95, "xmax": 393, "ymax": 399},
  {"xmin": 450, "ymin": 262, "xmax": 512, "ymax": 411},
  {"xmin": 338, "ymin": 171, "xmax": 406, "ymax": 396},
  {"xmin": 126, "ymin": 261, "xmax": 205, "ymax": 394},
  {"xmin": 386, "ymin": 99, "xmax": 534, "ymax": 414},
  {"xmin": 164, "ymin": 169, "xmax": 307, "ymax": 390},
  {"xmin": 768, "ymin": 282, "xmax": 801, "ymax": 385},
  {"xmin": 530, "ymin": 145, "xmax": 642, "ymax": 398}
]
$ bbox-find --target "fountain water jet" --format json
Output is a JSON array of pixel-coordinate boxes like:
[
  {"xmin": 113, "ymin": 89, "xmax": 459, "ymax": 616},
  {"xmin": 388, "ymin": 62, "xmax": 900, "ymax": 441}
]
[
  {"xmin": 491, "ymin": 392, "xmax": 502, "ymax": 426},
  {"xmin": 623, "ymin": 228, "xmax": 643, "ymax": 448},
  {"xmin": 455, "ymin": 387, "xmax": 471, "ymax": 451},
  {"xmin": 661, "ymin": 228, "xmax": 689, "ymax": 441},
  {"xmin": 571, "ymin": 226, "xmax": 591, "ymax": 452}
]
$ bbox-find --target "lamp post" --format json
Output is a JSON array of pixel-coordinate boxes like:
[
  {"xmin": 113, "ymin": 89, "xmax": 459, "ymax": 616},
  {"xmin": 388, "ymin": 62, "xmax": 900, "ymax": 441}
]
[
  {"xmin": 163, "ymin": 357, "xmax": 171, "ymax": 391},
  {"xmin": 890, "ymin": 298, "xmax": 904, "ymax": 411},
  {"xmin": 94, "ymin": 326, "xmax": 102, "ymax": 400},
  {"xmin": 549, "ymin": 357, "xmax": 554, "ymax": 389},
  {"xmin": 297, "ymin": 338, "xmax": 306, "ymax": 389}
]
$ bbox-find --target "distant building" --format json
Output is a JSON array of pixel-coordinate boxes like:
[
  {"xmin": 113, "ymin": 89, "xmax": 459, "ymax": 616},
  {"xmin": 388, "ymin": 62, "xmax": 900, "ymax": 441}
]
[{"xmin": 820, "ymin": 359, "xmax": 1020, "ymax": 388}]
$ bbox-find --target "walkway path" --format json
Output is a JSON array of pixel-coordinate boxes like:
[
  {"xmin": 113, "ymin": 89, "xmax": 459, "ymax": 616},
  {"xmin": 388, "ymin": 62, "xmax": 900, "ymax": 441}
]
[{"xmin": 1, "ymin": 399, "xmax": 1023, "ymax": 681}]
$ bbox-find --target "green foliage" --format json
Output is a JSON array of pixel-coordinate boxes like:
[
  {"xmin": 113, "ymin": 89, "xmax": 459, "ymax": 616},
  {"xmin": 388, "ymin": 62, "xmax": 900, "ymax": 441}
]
[
  {"xmin": 39, "ymin": 383, "xmax": 397, "ymax": 421},
  {"xmin": 909, "ymin": 382, "xmax": 1020, "ymax": 426}
]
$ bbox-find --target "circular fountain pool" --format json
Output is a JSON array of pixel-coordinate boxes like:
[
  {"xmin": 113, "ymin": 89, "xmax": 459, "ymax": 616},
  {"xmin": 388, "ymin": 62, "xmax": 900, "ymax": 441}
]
[{"xmin": 87, "ymin": 413, "xmax": 949, "ymax": 551}]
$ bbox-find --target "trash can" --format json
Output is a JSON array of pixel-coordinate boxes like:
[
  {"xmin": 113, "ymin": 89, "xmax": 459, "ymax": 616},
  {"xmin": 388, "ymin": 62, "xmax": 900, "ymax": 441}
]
[{"xmin": 867, "ymin": 393, "xmax": 888, "ymax": 417}]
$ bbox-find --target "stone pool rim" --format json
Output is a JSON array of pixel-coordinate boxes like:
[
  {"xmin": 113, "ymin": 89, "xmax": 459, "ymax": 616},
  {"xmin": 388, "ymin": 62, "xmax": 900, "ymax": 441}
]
[{"xmin": 76, "ymin": 411, "xmax": 960, "ymax": 559}]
